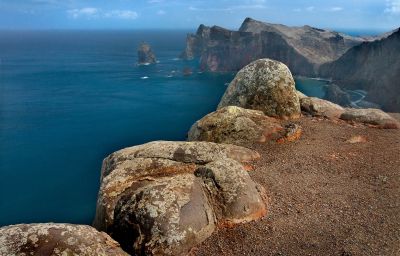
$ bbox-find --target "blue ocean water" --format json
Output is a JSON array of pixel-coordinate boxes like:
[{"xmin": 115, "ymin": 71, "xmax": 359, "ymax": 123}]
[{"xmin": 0, "ymin": 30, "xmax": 326, "ymax": 227}]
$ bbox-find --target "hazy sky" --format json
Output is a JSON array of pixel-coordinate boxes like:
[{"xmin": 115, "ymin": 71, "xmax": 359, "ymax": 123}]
[{"xmin": 0, "ymin": 0, "xmax": 399, "ymax": 31}]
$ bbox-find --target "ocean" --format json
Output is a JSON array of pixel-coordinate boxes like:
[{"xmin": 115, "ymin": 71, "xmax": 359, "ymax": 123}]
[{"xmin": 0, "ymin": 30, "xmax": 328, "ymax": 227}]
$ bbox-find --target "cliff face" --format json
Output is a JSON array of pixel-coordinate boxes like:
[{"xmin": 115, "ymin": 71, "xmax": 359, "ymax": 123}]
[
  {"xmin": 319, "ymin": 29, "xmax": 400, "ymax": 112},
  {"xmin": 181, "ymin": 18, "xmax": 365, "ymax": 76}
]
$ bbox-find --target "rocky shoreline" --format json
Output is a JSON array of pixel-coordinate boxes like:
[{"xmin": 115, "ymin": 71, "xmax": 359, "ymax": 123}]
[{"xmin": 1, "ymin": 59, "xmax": 398, "ymax": 255}]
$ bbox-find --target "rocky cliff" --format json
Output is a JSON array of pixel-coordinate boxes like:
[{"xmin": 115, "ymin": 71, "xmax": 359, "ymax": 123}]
[
  {"xmin": 319, "ymin": 29, "xmax": 400, "ymax": 112},
  {"xmin": 181, "ymin": 18, "xmax": 365, "ymax": 76}
]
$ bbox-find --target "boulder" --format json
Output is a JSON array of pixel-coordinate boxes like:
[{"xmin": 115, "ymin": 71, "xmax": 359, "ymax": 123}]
[
  {"xmin": 93, "ymin": 141, "xmax": 266, "ymax": 256},
  {"xmin": 0, "ymin": 223, "xmax": 128, "ymax": 256},
  {"xmin": 340, "ymin": 108, "xmax": 400, "ymax": 129},
  {"xmin": 300, "ymin": 97, "xmax": 345, "ymax": 119},
  {"xmin": 188, "ymin": 106, "xmax": 284, "ymax": 146},
  {"xmin": 218, "ymin": 59, "xmax": 301, "ymax": 119},
  {"xmin": 138, "ymin": 42, "xmax": 157, "ymax": 64}
]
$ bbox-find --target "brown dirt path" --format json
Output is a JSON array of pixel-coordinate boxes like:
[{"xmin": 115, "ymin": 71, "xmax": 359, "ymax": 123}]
[{"xmin": 194, "ymin": 114, "xmax": 400, "ymax": 256}]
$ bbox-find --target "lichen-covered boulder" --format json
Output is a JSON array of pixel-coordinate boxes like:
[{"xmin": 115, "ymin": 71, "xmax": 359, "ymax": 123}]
[
  {"xmin": 300, "ymin": 97, "xmax": 345, "ymax": 119},
  {"xmin": 340, "ymin": 108, "xmax": 400, "ymax": 129},
  {"xmin": 93, "ymin": 141, "xmax": 266, "ymax": 256},
  {"xmin": 0, "ymin": 223, "xmax": 128, "ymax": 256},
  {"xmin": 188, "ymin": 106, "xmax": 284, "ymax": 146},
  {"xmin": 218, "ymin": 58, "xmax": 301, "ymax": 119}
]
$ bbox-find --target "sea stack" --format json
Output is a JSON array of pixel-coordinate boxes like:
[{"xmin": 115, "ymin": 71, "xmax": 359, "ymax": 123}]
[{"xmin": 138, "ymin": 42, "xmax": 157, "ymax": 65}]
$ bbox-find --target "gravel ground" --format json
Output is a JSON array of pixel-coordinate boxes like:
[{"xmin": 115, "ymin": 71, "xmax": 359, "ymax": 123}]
[{"xmin": 193, "ymin": 114, "xmax": 400, "ymax": 256}]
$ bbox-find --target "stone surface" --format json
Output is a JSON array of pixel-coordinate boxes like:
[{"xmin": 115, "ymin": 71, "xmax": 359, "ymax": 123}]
[
  {"xmin": 138, "ymin": 42, "xmax": 157, "ymax": 64},
  {"xmin": 300, "ymin": 97, "xmax": 345, "ymax": 119},
  {"xmin": 0, "ymin": 223, "xmax": 128, "ymax": 256},
  {"xmin": 340, "ymin": 108, "xmax": 400, "ymax": 129},
  {"xmin": 94, "ymin": 141, "xmax": 266, "ymax": 256},
  {"xmin": 188, "ymin": 106, "xmax": 284, "ymax": 146},
  {"xmin": 218, "ymin": 59, "xmax": 301, "ymax": 119}
]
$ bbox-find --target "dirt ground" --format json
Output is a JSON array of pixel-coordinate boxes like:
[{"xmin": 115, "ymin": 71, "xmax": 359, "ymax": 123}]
[{"xmin": 194, "ymin": 114, "xmax": 400, "ymax": 256}]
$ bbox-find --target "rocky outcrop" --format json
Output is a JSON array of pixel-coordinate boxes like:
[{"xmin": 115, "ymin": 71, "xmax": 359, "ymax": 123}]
[
  {"xmin": 300, "ymin": 97, "xmax": 345, "ymax": 119},
  {"xmin": 188, "ymin": 106, "xmax": 284, "ymax": 146},
  {"xmin": 319, "ymin": 29, "xmax": 400, "ymax": 112},
  {"xmin": 138, "ymin": 42, "xmax": 157, "ymax": 64},
  {"xmin": 0, "ymin": 223, "xmax": 128, "ymax": 256},
  {"xmin": 218, "ymin": 59, "xmax": 301, "ymax": 119},
  {"xmin": 93, "ymin": 141, "xmax": 266, "ymax": 255},
  {"xmin": 181, "ymin": 18, "xmax": 365, "ymax": 76},
  {"xmin": 340, "ymin": 108, "xmax": 400, "ymax": 129},
  {"xmin": 324, "ymin": 84, "xmax": 351, "ymax": 106}
]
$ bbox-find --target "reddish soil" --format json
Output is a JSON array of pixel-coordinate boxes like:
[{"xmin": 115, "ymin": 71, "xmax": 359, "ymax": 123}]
[{"xmin": 194, "ymin": 114, "xmax": 400, "ymax": 256}]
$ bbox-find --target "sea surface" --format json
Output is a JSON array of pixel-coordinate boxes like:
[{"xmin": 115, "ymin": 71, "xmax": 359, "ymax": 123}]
[{"xmin": 0, "ymin": 30, "xmax": 328, "ymax": 227}]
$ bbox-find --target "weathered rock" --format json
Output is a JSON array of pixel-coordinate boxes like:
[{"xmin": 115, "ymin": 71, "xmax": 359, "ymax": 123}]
[
  {"xmin": 218, "ymin": 59, "xmax": 301, "ymax": 119},
  {"xmin": 276, "ymin": 123, "xmax": 303, "ymax": 143},
  {"xmin": 340, "ymin": 108, "xmax": 400, "ymax": 129},
  {"xmin": 0, "ymin": 223, "xmax": 128, "ymax": 256},
  {"xmin": 188, "ymin": 106, "xmax": 284, "ymax": 146},
  {"xmin": 300, "ymin": 97, "xmax": 345, "ymax": 119},
  {"xmin": 324, "ymin": 84, "xmax": 351, "ymax": 106},
  {"xmin": 138, "ymin": 42, "xmax": 157, "ymax": 64},
  {"xmin": 94, "ymin": 141, "xmax": 266, "ymax": 256}
]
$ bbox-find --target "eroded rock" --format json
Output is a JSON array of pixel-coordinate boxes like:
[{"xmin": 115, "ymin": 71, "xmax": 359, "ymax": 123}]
[
  {"xmin": 300, "ymin": 97, "xmax": 345, "ymax": 119},
  {"xmin": 188, "ymin": 106, "xmax": 284, "ymax": 146},
  {"xmin": 94, "ymin": 141, "xmax": 266, "ymax": 256},
  {"xmin": 0, "ymin": 223, "xmax": 128, "ymax": 256},
  {"xmin": 340, "ymin": 108, "xmax": 400, "ymax": 129},
  {"xmin": 218, "ymin": 59, "xmax": 301, "ymax": 119}
]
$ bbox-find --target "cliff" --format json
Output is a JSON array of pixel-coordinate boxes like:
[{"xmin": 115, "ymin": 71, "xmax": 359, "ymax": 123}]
[
  {"xmin": 319, "ymin": 29, "xmax": 400, "ymax": 112},
  {"xmin": 181, "ymin": 18, "xmax": 365, "ymax": 76}
]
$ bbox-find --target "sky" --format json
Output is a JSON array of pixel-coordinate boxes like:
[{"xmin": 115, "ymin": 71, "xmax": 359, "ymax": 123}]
[{"xmin": 0, "ymin": 0, "xmax": 399, "ymax": 31}]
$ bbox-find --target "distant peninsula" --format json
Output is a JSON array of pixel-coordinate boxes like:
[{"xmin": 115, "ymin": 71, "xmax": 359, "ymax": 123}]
[{"xmin": 181, "ymin": 17, "xmax": 400, "ymax": 112}]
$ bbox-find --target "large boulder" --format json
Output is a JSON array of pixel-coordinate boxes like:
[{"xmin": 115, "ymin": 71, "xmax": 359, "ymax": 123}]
[
  {"xmin": 300, "ymin": 97, "xmax": 345, "ymax": 119},
  {"xmin": 138, "ymin": 42, "xmax": 157, "ymax": 65},
  {"xmin": 93, "ymin": 141, "xmax": 266, "ymax": 256},
  {"xmin": 0, "ymin": 223, "xmax": 128, "ymax": 256},
  {"xmin": 218, "ymin": 59, "xmax": 301, "ymax": 119},
  {"xmin": 188, "ymin": 106, "xmax": 284, "ymax": 146},
  {"xmin": 340, "ymin": 108, "xmax": 400, "ymax": 129}
]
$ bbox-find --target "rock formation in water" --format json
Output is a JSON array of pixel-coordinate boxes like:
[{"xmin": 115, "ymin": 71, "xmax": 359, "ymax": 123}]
[
  {"xmin": 93, "ymin": 141, "xmax": 266, "ymax": 256},
  {"xmin": 319, "ymin": 29, "xmax": 400, "ymax": 112},
  {"xmin": 138, "ymin": 42, "xmax": 157, "ymax": 64},
  {"xmin": 181, "ymin": 17, "xmax": 365, "ymax": 76},
  {"xmin": 218, "ymin": 59, "xmax": 301, "ymax": 119},
  {"xmin": 0, "ymin": 223, "xmax": 128, "ymax": 256}
]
